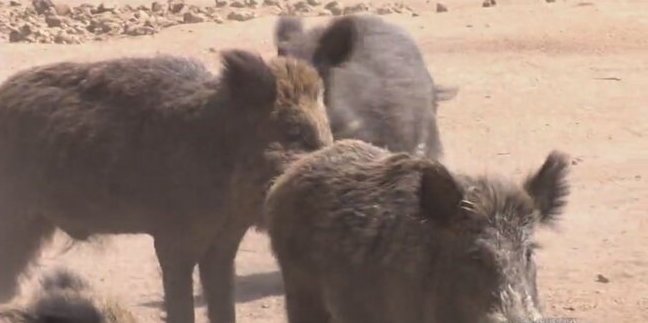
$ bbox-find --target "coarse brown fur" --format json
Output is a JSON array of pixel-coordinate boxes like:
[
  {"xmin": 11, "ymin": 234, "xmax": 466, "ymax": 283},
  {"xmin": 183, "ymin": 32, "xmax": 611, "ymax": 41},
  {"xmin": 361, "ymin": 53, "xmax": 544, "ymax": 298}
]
[
  {"xmin": 0, "ymin": 51, "xmax": 333, "ymax": 323},
  {"xmin": 265, "ymin": 140, "xmax": 571, "ymax": 323},
  {"xmin": 0, "ymin": 268, "xmax": 136, "ymax": 323}
]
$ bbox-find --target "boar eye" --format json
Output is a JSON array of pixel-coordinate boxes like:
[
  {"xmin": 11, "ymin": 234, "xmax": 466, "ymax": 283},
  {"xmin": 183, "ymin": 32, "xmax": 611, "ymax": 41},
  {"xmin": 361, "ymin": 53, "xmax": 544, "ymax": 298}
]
[
  {"xmin": 278, "ymin": 48, "xmax": 287, "ymax": 56},
  {"xmin": 525, "ymin": 248, "xmax": 534, "ymax": 261},
  {"xmin": 525, "ymin": 242, "xmax": 541, "ymax": 261}
]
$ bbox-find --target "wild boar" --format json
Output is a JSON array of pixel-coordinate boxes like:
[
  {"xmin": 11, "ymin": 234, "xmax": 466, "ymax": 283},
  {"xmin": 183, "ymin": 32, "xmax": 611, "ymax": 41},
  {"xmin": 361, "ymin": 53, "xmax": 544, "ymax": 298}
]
[
  {"xmin": 0, "ymin": 50, "xmax": 333, "ymax": 323},
  {"xmin": 266, "ymin": 139, "xmax": 571, "ymax": 323},
  {"xmin": 275, "ymin": 14, "xmax": 457, "ymax": 159}
]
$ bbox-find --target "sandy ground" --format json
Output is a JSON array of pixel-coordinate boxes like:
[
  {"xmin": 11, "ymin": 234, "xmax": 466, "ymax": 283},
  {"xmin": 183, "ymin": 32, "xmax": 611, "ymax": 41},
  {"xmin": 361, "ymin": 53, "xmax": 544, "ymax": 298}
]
[{"xmin": 1, "ymin": 0, "xmax": 647, "ymax": 322}]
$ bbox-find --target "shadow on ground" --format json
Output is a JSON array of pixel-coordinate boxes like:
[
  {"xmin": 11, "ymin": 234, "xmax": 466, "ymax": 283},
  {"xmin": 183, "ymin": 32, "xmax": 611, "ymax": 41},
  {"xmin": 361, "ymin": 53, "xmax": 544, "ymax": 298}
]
[{"xmin": 140, "ymin": 271, "xmax": 283, "ymax": 308}]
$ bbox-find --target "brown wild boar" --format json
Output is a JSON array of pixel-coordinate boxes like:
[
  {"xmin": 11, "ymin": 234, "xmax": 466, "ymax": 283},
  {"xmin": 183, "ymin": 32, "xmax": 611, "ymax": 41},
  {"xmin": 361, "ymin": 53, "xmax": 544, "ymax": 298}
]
[
  {"xmin": 275, "ymin": 14, "xmax": 457, "ymax": 159},
  {"xmin": 0, "ymin": 51, "xmax": 332, "ymax": 323},
  {"xmin": 0, "ymin": 267, "xmax": 136, "ymax": 323},
  {"xmin": 266, "ymin": 140, "xmax": 571, "ymax": 323}
]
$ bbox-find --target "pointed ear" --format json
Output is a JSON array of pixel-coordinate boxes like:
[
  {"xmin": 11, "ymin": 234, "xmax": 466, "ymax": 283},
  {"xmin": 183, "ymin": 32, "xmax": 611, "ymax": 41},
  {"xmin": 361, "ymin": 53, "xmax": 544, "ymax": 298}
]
[
  {"xmin": 220, "ymin": 50, "xmax": 277, "ymax": 107},
  {"xmin": 313, "ymin": 16, "xmax": 356, "ymax": 68},
  {"xmin": 275, "ymin": 16, "xmax": 304, "ymax": 45},
  {"xmin": 419, "ymin": 161, "xmax": 463, "ymax": 225},
  {"xmin": 524, "ymin": 151, "xmax": 570, "ymax": 224}
]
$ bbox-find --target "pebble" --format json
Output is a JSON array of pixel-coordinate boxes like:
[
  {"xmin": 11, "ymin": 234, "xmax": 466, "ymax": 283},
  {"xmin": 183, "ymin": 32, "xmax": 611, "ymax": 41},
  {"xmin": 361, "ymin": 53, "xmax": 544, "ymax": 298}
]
[
  {"xmin": 168, "ymin": 0, "xmax": 185, "ymax": 13},
  {"xmin": 324, "ymin": 1, "xmax": 342, "ymax": 15},
  {"xmin": 183, "ymin": 11, "xmax": 206, "ymax": 23},
  {"xmin": 44, "ymin": 14, "xmax": 63, "ymax": 27},
  {"xmin": 227, "ymin": 10, "xmax": 255, "ymax": 21}
]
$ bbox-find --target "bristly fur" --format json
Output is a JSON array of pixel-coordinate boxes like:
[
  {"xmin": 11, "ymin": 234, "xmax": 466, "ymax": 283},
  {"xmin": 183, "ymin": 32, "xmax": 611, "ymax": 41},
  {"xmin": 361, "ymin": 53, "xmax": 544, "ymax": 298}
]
[
  {"xmin": 0, "ymin": 268, "xmax": 137, "ymax": 323},
  {"xmin": 268, "ymin": 56, "xmax": 323, "ymax": 108}
]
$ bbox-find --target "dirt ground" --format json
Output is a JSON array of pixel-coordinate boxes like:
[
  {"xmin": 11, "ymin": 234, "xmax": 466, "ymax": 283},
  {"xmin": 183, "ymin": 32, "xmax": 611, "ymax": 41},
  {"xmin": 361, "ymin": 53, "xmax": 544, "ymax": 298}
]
[{"xmin": 1, "ymin": 0, "xmax": 647, "ymax": 322}]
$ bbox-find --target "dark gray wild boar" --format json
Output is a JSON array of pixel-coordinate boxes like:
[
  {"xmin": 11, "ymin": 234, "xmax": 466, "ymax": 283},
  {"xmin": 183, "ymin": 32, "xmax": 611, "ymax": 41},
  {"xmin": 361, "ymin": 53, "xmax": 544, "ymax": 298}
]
[
  {"xmin": 266, "ymin": 139, "xmax": 570, "ymax": 323},
  {"xmin": 275, "ymin": 14, "xmax": 457, "ymax": 159},
  {"xmin": 0, "ymin": 51, "xmax": 333, "ymax": 323},
  {"xmin": 0, "ymin": 268, "xmax": 137, "ymax": 323}
]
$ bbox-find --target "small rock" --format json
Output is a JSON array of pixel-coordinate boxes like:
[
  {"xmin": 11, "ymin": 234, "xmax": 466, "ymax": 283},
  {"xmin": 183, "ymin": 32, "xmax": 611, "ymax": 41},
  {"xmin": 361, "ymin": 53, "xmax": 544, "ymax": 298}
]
[
  {"xmin": 53, "ymin": 4, "xmax": 71, "ymax": 15},
  {"xmin": 375, "ymin": 6, "xmax": 393, "ymax": 15},
  {"xmin": 293, "ymin": 1, "xmax": 311, "ymax": 12},
  {"xmin": 183, "ymin": 11, "xmax": 206, "ymax": 23},
  {"xmin": 227, "ymin": 10, "xmax": 255, "ymax": 21},
  {"xmin": 343, "ymin": 3, "xmax": 369, "ymax": 15},
  {"xmin": 20, "ymin": 24, "xmax": 34, "ymax": 35},
  {"xmin": 45, "ymin": 14, "xmax": 64, "ymax": 27},
  {"xmin": 125, "ymin": 25, "xmax": 156, "ymax": 36},
  {"xmin": 9, "ymin": 24, "xmax": 34, "ymax": 42},
  {"xmin": 155, "ymin": 16, "xmax": 178, "ymax": 27},
  {"xmin": 436, "ymin": 3, "xmax": 447, "ymax": 12},
  {"xmin": 596, "ymin": 274, "xmax": 610, "ymax": 283},
  {"xmin": 324, "ymin": 1, "xmax": 341, "ymax": 15},
  {"xmin": 151, "ymin": 1, "xmax": 165, "ymax": 12},
  {"xmin": 9, "ymin": 1, "xmax": 22, "ymax": 7},
  {"xmin": 307, "ymin": 0, "xmax": 321, "ymax": 5},
  {"xmin": 263, "ymin": 0, "xmax": 279, "ymax": 5},
  {"xmin": 54, "ymin": 32, "xmax": 80, "ymax": 44},
  {"xmin": 167, "ymin": 0, "xmax": 185, "ymax": 13},
  {"xmin": 546, "ymin": 0, "xmax": 556, "ymax": 2},
  {"xmin": 67, "ymin": 26, "xmax": 87, "ymax": 35},
  {"xmin": 116, "ymin": 4, "xmax": 132, "ymax": 12},
  {"xmin": 245, "ymin": 0, "xmax": 259, "ymax": 7},
  {"xmin": 482, "ymin": 0, "xmax": 496, "ymax": 7},
  {"xmin": 135, "ymin": 10, "xmax": 150, "ymax": 20},
  {"xmin": 9, "ymin": 29, "xmax": 24, "ymax": 42},
  {"xmin": 215, "ymin": 0, "xmax": 228, "ymax": 7},
  {"xmin": 187, "ymin": 4, "xmax": 202, "ymax": 13},
  {"xmin": 32, "ymin": 0, "xmax": 54, "ymax": 14},
  {"xmin": 230, "ymin": 0, "xmax": 245, "ymax": 7},
  {"xmin": 95, "ymin": 2, "xmax": 118, "ymax": 14},
  {"xmin": 87, "ymin": 15, "xmax": 122, "ymax": 34}
]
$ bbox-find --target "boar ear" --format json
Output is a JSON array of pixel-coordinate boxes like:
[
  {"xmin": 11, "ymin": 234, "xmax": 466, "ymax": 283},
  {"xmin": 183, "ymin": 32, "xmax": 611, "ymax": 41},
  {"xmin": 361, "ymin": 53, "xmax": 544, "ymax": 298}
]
[
  {"xmin": 313, "ymin": 16, "xmax": 356, "ymax": 67},
  {"xmin": 275, "ymin": 16, "xmax": 304, "ymax": 45},
  {"xmin": 419, "ymin": 161, "xmax": 463, "ymax": 225},
  {"xmin": 524, "ymin": 151, "xmax": 570, "ymax": 224},
  {"xmin": 220, "ymin": 50, "xmax": 277, "ymax": 107}
]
